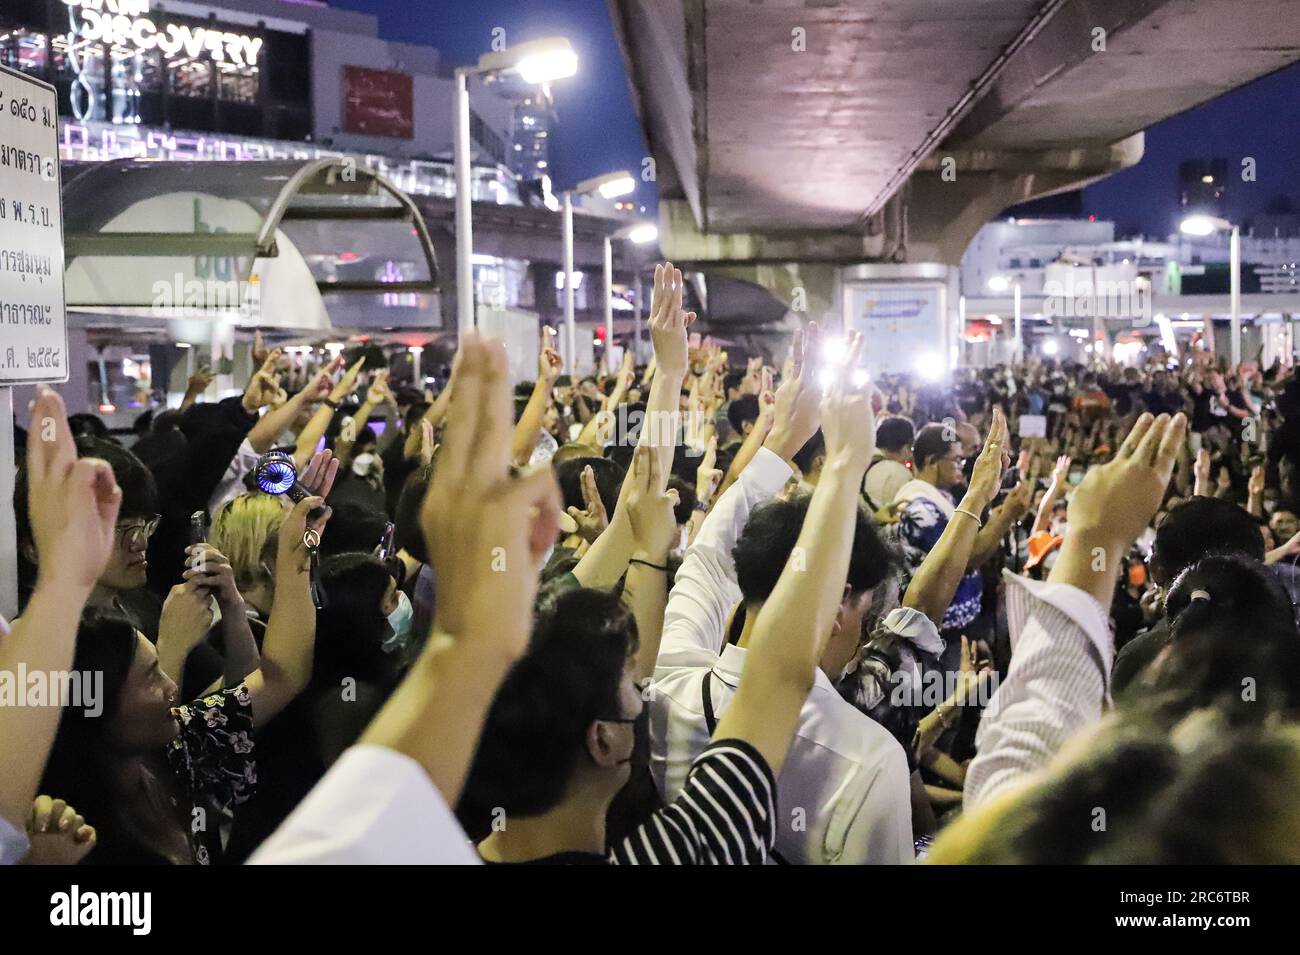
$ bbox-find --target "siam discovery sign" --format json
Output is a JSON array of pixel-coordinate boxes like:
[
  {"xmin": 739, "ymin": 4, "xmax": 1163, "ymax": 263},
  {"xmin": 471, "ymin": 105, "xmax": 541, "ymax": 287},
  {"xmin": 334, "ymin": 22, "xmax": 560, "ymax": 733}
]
[{"xmin": 61, "ymin": 0, "xmax": 264, "ymax": 67}]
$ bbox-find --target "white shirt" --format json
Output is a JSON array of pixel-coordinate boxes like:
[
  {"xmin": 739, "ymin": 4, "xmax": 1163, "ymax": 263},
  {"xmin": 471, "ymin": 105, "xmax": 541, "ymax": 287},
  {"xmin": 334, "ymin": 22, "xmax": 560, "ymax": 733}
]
[
  {"xmin": 249, "ymin": 745, "xmax": 480, "ymax": 865},
  {"xmin": 963, "ymin": 570, "xmax": 1113, "ymax": 809},
  {"xmin": 209, "ymin": 437, "xmax": 261, "ymax": 515},
  {"xmin": 864, "ymin": 457, "xmax": 911, "ymax": 511},
  {"xmin": 651, "ymin": 447, "xmax": 914, "ymax": 864}
]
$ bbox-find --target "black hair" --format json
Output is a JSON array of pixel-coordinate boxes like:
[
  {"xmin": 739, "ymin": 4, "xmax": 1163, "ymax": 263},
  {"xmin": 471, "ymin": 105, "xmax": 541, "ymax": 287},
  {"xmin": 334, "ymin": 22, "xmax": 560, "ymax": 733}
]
[
  {"xmin": 555, "ymin": 456, "xmax": 625, "ymax": 519},
  {"xmin": 460, "ymin": 588, "xmax": 638, "ymax": 823},
  {"xmin": 876, "ymin": 416, "xmax": 916, "ymax": 454},
  {"xmin": 393, "ymin": 464, "xmax": 433, "ymax": 565},
  {"xmin": 723, "ymin": 371, "xmax": 746, "ymax": 395},
  {"xmin": 911, "ymin": 423, "xmax": 957, "ymax": 471},
  {"xmin": 732, "ymin": 492, "xmax": 894, "ymax": 603},
  {"xmin": 727, "ymin": 394, "xmax": 760, "ymax": 433},
  {"xmin": 68, "ymin": 413, "xmax": 110, "ymax": 440},
  {"xmin": 15, "ymin": 437, "xmax": 159, "ymax": 601},
  {"xmin": 1140, "ymin": 555, "xmax": 1300, "ymax": 718},
  {"xmin": 40, "ymin": 610, "xmax": 141, "ymax": 847},
  {"xmin": 791, "ymin": 429, "xmax": 825, "ymax": 475},
  {"xmin": 667, "ymin": 475, "xmax": 695, "ymax": 526},
  {"xmin": 316, "ymin": 552, "xmax": 399, "ymax": 683},
  {"xmin": 1151, "ymin": 497, "xmax": 1266, "ymax": 586},
  {"xmin": 130, "ymin": 427, "xmax": 188, "ymax": 472},
  {"xmin": 319, "ymin": 501, "xmax": 389, "ymax": 558}
]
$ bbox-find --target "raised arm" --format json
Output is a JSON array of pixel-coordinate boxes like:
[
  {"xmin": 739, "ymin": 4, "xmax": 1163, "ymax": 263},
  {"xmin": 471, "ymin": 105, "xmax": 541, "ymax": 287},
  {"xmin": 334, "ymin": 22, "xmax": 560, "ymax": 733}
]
[
  {"xmin": 335, "ymin": 371, "xmax": 392, "ymax": 468},
  {"xmin": 242, "ymin": 493, "xmax": 325, "ymax": 728},
  {"xmin": 964, "ymin": 412, "xmax": 1186, "ymax": 807},
  {"xmin": 512, "ymin": 330, "xmax": 562, "ymax": 465},
  {"xmin": 1, "ymin": 389, "xmax": 120, "ymax": 833},
  {"xmin": 620, "ymin": 446, "xmax": 680, "ymax": 682},
  {"xmin": 713, "ymin": 332, "xmax": 874, "ymax": 775},
  {"xmin": 1030, "ymin": 454, "xmax": 1070, "ymax": 536},
  {"xmin": 358, "ymin": 335, "xmax": 562, "ymax": 804},
  {"xmin": 295, "ymin": 356, "xmax": 360, "ymax": 469},
  {"xmin": 905, "ymin": 408, "xmax": 1010, "ymax": 626},
  {"xmin": 571, "ymin": 263, "xmax": 693, "ymax": 587},
  {"xmin": 247, "ymin": 361, "xmax": 331, "ymax": 454}
]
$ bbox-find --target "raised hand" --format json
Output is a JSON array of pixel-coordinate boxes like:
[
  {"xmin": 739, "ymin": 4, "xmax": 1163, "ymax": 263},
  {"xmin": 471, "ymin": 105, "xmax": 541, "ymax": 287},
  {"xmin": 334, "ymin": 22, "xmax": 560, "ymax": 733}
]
[
  {"xmin": 566, "ymin": 463, "xmax": 610, "ymax": 544},
  {"xmin": 965, "ymin": 407, "xmax": 1010, "ymax": 511},
  {"xmin": 649, "ymin": 261, "xmax": 695, "ymax": 377},
  {"xmin": 242, "ymin": 349, "xmax": 283, "ymax": 413},
  {"xmin": 366, "ymin": 369, "xmax": 393, "ymax": 406},
  {"xmin": 764, "ymin": 324, "xmax": 823, "ymax": 463},
  {"xmin": 625, "ymin": 444, "xmax": 679, "ymax": 559},
  {"xmin": 695, "ymin": 435, "xmax": 723, "ymax": 509},
  {"xmin": 421, "ymin": 334, "xmax": 563, "ymax": 653},
  {"xmin": 26, "ymin": 387, "xmax": 121, "ymax": 592},
  {"xmin": 1067, "ymin": 413, "xmax": 1187, "ymax": 554},
  {"xmin": 300, "ymin": 448, "xmax": 340, "ymax": 502},
  {"xmin": 1249, "ymin": 463, "xmax": 1266, "ymax": 497},
  {"xmin": 539, "ymin": 327, "xmax": 563, "ymax": 386},
  {"xmin": 998, "ymin": 480, "xmax": 1035, "ymax": 524},
  {"xmin": 819, "ymin": 331, "xmax": 875, "ymax": 473},
  {"xmin": 1050, "ymin": 453, "xmax": 1072, "ymax": 487},
  {"xmin": 330, "ymin": 356, "xmax": 366, "ymax": 403},
  {"xmin": 1193, "ymin": 446, "xmax": 1212, "ymax": 493},
  {"xmin": 186, "ymin": 367, "xmax": 215, "ymax": 397},
  {"xmin": 251, "ymin": 330, "xmax": 270, "ymax": 366}
]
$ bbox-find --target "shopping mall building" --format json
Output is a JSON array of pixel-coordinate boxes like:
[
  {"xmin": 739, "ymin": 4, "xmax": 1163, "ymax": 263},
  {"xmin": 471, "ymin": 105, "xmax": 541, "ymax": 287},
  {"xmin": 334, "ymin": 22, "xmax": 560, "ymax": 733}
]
[{"xmin": 1, "ymin": 0, "xmax": 641, "ymax": 417}]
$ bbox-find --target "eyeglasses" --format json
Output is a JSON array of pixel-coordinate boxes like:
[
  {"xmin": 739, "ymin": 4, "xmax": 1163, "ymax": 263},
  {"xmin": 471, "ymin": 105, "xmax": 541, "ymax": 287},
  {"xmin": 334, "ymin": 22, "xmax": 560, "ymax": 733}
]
[
  {"xmin": 942, "ymin": 455, "xmax": 967, "ymax": 469},
  {"xmin": 116, "ymin": 515, "xmax": 161, "ymax": 548}
]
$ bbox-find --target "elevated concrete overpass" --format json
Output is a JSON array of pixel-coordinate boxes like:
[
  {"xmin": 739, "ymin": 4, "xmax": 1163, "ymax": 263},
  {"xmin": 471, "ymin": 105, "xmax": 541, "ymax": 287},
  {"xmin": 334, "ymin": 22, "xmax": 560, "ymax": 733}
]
[{"xmin": 609, "ymin": 0, "xmax": 1300, "ymax": 320}]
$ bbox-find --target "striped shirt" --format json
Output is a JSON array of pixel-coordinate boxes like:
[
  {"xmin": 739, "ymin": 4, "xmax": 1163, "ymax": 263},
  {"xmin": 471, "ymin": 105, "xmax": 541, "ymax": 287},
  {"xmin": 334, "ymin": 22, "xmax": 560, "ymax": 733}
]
[
  {"xmin": 963, "ymin": 570, "xmax": 1114, "ymax": 809},
  {"xmin": 610, "ymin": 739, "xmax": 776, "ymax": 865}
]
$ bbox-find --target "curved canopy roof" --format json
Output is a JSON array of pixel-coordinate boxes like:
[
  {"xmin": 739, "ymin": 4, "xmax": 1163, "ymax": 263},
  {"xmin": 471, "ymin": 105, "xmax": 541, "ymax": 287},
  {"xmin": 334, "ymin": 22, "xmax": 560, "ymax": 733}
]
[{"xmin": 62, "ymin": 158, "xmax": 439, "ymax": 319}]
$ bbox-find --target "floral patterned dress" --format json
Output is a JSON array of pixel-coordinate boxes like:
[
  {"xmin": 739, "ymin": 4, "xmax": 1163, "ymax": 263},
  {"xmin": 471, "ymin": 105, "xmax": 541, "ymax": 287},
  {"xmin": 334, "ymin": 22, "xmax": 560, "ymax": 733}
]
[{"xmin": 166, "ymin": 683, "xmax": 258, "ymax": 865}]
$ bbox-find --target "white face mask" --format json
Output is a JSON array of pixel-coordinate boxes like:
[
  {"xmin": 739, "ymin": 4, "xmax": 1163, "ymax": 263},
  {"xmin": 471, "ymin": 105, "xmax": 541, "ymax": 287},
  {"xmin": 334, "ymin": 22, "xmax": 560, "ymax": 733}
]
[{"xmin": 382, "ymin": 590, "xmax": 414, "ymax": 653}]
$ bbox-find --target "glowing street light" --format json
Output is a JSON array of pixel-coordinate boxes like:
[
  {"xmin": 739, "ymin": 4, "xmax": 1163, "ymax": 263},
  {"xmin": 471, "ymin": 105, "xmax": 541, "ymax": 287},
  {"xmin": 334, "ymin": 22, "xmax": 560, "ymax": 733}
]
[
  {"xmin": 454, "ymin": 37, "xmax": 578, "ymax": 339},
  {"xmin": 605, "ymin": 223, "xmax": 658, "ymax": 362},
  {"xmin": 561, "ymin": 169, "xmax": 635, "ymax": 371},
  {"xmin": 1180, "ymin": 214, "xmax": 1240, "ymax": 364}
]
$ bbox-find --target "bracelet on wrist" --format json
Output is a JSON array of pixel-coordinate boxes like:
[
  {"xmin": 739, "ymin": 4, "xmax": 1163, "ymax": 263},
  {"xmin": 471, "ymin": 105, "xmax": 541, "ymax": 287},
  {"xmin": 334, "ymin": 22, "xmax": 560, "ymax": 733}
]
[
  {"xmin": 629, "ymin": 557, "xmax": 668, "ymax": 572},
  {"xmin": 953, "ymin": 506, "xmax": 984, "ymax": 528}
]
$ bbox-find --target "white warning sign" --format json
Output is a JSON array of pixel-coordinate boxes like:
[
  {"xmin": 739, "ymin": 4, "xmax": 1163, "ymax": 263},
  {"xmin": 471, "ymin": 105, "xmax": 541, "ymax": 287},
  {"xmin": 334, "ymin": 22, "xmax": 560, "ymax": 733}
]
[{"xmin": 0, "ymin": 64, "xmax": 66, "ymax": 385}]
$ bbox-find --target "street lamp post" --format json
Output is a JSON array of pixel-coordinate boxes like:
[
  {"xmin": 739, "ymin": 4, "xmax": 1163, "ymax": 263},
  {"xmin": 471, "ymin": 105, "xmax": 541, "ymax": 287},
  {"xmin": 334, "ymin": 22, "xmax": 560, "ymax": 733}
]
[
  {"xmin": 1181, "ymin": 214, "xmax": 1242, "ymax": 366},
  {"xmin": 603, "ymin": 222, "xmax": 658, "ymax": 367},
  {"xmin": 562, "ymin": 192, "xmax": 576, "ymax": 364},
  {"xmin": 453, "ymin": 70, "xmax": 473, "ymax": 340},
  {"xmin": 988, "ymin": 274, "xmax": 1020, "ymax": 362},
  {"xmin": 560, "ymin": 170, "xmax": 636, "ymax": 373},
  {"xmin": 453, "ymin": 38, "xmax": 578, "ymax": 340}
]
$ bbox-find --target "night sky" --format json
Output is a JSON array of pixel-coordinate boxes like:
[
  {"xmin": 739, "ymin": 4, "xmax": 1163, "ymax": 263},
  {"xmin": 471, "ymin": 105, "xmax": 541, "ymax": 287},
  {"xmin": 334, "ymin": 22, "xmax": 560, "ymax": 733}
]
[
  {"xmin": 330, "ymin": 0, "xmax": 1300, "ymax": 242},
  {"xmin": 329, "ymin": 0, "xmax": 652, "ymax": 207}
]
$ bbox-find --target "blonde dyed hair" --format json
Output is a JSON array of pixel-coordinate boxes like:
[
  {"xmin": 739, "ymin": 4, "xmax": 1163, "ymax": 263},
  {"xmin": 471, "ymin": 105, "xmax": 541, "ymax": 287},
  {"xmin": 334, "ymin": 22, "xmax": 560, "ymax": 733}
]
[{"xmin": 210, "ymin": 492, "xmax": 287, "ymax": 589}]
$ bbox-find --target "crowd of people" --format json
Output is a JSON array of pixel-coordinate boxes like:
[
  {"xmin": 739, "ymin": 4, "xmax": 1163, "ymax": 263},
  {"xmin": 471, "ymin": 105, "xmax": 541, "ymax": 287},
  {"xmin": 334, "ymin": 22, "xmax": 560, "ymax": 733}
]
[{"xmin": 5, "ymin": 260, "xmax": 1300, "ymax": 865}]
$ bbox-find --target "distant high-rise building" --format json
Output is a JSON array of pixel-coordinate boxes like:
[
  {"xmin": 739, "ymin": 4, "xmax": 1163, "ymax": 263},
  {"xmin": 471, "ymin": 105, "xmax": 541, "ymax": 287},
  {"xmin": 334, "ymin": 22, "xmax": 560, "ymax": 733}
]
[
  {"xmin": 1179, "ymin": 159, "xmax": 1228, "ymax": 215},
  {"xmin": 510, "ymin": 89, "xmax": 557, "ymax": 181}
]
